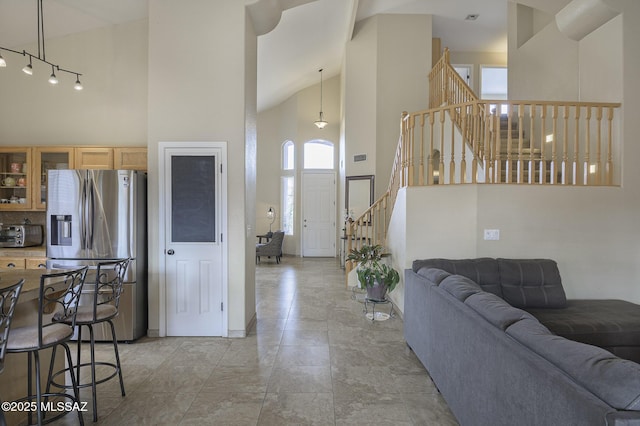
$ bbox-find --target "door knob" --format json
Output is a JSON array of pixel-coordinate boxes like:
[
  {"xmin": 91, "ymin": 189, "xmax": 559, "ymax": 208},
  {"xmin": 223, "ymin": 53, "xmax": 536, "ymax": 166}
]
[{"xmin": 167, "ymin": 249, "xmax": 175, "ymax": 255}]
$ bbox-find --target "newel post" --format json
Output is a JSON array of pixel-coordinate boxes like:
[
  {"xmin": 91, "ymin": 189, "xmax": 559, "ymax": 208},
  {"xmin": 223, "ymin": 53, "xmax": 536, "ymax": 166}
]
[{"xmin": 401, "ymin": 111, "xmax": 409, "ymax": 187}]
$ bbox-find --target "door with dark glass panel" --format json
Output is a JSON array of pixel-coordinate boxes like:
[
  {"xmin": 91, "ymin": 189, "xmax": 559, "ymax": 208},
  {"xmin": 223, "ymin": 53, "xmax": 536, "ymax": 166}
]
[{"xmin": 164, "ymin": 147, "xmax": 224, "ymax": 336}]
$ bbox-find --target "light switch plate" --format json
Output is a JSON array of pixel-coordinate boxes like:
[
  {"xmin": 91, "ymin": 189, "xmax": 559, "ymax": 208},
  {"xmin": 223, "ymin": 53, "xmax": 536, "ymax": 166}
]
[{"xmin": 484, "ymin": 229, "xmax": 500, "ymax": 241}]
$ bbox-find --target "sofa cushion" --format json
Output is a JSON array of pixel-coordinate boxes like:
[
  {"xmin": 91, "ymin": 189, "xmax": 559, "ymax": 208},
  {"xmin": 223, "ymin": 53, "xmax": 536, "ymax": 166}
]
[
  {"xmin": 526, "ymin": 299, "xmax": 640, "ymax": 362},
  {"xmin": 416, "ymin": 267, "xmax": 451, "ymax": 285},
  {"xmin": 439, "ymin": 275, "xmax": 482, "ymax": 301},
  {"xmin": 507, "ymin": 318, "xmax": 640, "ymax": 411},
  {"xmin": 412, "ymin": 258, "xmax": 502, "ymax": 297},
  {"xmin": 497, "ymin": 258, "xmax": 567, "ymax": 308},
  {"xmin": 465, "ymin": 292, "xmax": 535, "ymax": 331}
]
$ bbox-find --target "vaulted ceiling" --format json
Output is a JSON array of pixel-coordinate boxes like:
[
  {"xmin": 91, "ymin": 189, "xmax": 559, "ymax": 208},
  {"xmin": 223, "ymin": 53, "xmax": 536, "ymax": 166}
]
[{"xmin": 0, "ymin": 0, "xmax": 567, "ymax": 112}]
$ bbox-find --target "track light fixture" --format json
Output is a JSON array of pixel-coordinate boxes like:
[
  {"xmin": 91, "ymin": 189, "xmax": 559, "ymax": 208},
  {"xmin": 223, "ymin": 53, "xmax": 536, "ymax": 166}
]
[
  {"xmin": 0, "ymin": 0, "xmax": 83, "ymax": 90},
  {"xmin": 22, "ymin": 56, "xmax": 33, "ymax": 75},
  {"xmin": 48, "ymin": 65, "xmax": 58, "ymax": 85},
  {"xmin": 74, "ymin": 74, "xmax": 83, "ymax": 91}
]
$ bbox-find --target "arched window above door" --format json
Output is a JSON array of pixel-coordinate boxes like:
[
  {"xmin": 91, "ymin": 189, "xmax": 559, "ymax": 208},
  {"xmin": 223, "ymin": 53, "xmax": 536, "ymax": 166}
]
[{"xmin": 303, "ymin": 140, "xmax": 334, "ymax": 169}]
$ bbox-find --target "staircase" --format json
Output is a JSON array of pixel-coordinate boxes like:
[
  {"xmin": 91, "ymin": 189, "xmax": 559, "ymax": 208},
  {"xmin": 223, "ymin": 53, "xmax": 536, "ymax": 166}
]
[
  {"xmin": 344, "ymin": 48, "xmax": 621, "ymax": 278},
  {"xmin": 495, "ymin": 114, "xmax": 546, "ymax": 184}
]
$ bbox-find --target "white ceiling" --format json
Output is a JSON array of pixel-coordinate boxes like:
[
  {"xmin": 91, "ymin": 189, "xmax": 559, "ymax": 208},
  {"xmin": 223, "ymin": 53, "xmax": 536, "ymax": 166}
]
[{"xmin": 0, "ymin": 0, "xmax": 527, "ymax": 111}]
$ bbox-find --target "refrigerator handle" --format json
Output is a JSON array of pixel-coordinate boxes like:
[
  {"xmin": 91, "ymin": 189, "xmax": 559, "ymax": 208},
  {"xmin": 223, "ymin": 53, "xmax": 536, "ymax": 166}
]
[
  {"xmin": 80, "ymin": 176, "xmax": 87, "ymax": 250},
  {"xmin": 88, "ymin": 179, "xmax": 95, "ymax": 250}
]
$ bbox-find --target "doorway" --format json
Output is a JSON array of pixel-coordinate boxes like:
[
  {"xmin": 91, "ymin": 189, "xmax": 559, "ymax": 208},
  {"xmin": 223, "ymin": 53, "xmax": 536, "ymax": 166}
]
[
  {"xmin": 301, "ymin": 171, "xmax": 336, "ymax": 257},
  {"xmin": 158, "ymin": 142, "xmax": 228, "ymax": 336}
]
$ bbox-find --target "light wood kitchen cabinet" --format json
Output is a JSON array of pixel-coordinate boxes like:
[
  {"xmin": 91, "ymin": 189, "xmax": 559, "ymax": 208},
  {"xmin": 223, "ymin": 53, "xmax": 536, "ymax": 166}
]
[
  {"xmin": 114, "ymin": 147, "xmax": 147, "ymax": 171},
  {"xmin": 33, "ymin": 147, "xmax": 75, "ymax": 210},
  {"xmin": 25, "ymin": 258, "xmax": 47, "ymax": 269},
  {"xmin": 0, "ymin": 257, "xmax": 26, "ymax": 269},
  {"xmin": 0, "ymin": 148, "xmax": 32, "ymax": 211},
  {"xmin": 74, "ymin": 147, "xmax": 114, "ymax": 169},
  {"xmin": 0, "ymin": 146, "xmax": 145, "ymax": 211}
]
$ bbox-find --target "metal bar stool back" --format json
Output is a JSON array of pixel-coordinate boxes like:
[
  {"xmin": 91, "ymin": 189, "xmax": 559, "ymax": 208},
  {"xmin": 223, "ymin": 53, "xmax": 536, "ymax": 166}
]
[
  {"xmin": 0, "ymin": 279, "xmax": 25, "ymax": 426},
  {"xmin": 49, "ymin": 258, "xmax": 130, "ymax": 422},
  {"xmin": 6, "ymin": 267, "xmax": 88, "ymax": 426}
]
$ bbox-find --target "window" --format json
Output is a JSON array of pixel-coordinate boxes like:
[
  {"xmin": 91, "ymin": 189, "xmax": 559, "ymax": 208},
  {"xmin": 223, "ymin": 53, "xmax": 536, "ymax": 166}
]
[
  {"xmin": 281, "ymin": 176, "xmax": 294, "ymax": 235},
  {"xmin": 303, "ymin": 140, "xmax": 334, "ymax": 169},
  {"xmin": 480, "ymin": 66, "xmax": 507, "ymax": 99},
  {"xmin": 480, "ymin": 66, "xmax": 508, "ymax": 114},
  {"xmin": 282, "ymin": 141, "xmax": 294, "ymax": 170}
]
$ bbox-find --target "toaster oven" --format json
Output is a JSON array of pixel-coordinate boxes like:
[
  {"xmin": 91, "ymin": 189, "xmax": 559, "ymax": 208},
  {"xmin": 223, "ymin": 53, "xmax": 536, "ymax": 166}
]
[{"xmin": 0, "ymin": 224, "xmax": 44, "ymax": 248}]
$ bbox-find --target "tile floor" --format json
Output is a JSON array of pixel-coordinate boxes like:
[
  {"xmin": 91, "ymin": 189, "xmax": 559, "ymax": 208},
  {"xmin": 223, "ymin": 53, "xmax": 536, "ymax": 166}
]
[{"xmin": 49, "ymin": 257, "xmax": 458, "ymax": 425}]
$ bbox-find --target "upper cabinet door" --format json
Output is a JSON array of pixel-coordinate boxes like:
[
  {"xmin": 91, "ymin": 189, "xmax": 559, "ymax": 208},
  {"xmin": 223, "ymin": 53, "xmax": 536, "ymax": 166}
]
[
  {"xmin": 33, "ymin": 147, "xmax": 75, "ymax": 210},
  {"xmin": 114, "ymin": 147, "xmax": 147, "ymax": 171},
  {"xmin": 0, "ymin": 148, "xmax": 33, "ymax": 211},
  {"xmin": 75, "ymin": 147, "xmax": 114, "ymax": 170}
]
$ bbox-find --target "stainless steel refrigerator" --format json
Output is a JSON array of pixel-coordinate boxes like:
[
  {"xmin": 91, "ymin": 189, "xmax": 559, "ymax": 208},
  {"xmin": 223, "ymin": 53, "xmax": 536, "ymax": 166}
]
[{"xmin": 46, "ymin": 169, "xmax": 147, "ymax": 341}]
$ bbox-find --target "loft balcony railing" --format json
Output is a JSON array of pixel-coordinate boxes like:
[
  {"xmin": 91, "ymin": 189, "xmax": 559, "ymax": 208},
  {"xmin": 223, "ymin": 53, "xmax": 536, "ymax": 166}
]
[{"xmin": 345, "ymin": 48, "xmax": 621, "ymax": 277}]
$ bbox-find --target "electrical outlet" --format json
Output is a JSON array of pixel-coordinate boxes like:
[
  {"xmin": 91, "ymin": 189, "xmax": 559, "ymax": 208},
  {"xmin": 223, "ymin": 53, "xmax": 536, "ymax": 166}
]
[{"xmin": 484, "ymin": 229, "xmax": 500, "ymax": 241}]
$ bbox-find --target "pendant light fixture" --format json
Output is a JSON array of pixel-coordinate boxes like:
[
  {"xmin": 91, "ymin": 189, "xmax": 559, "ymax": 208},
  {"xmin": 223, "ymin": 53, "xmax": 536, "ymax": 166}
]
[
  {"xmin": 314, "ymin": 68, "xmax": 328, "ymax": 129},
  {"xmin": 0, "ymin": 0, "xmax": 83, "ymax": 89}
]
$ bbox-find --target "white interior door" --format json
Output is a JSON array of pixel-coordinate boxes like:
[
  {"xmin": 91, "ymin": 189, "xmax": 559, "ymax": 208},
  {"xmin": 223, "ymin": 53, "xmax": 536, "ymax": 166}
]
[
  {"xmin": 302, "ymin": 172, "xmax": 336, "ymax": 257},
  {"xmin": 161, "ymin": 143, "xmax": 227, "ymax": 336}
]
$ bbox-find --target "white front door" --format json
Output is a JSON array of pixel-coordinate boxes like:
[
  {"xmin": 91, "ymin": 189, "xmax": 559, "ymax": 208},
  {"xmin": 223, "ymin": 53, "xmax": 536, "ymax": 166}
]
[
  {"xmin": 160, "ymin": 142, "xmax": 227, "ymax": 336},
  {"xmin": 302, "ymin": 172, "xmax": 336, "ymax": 257}
]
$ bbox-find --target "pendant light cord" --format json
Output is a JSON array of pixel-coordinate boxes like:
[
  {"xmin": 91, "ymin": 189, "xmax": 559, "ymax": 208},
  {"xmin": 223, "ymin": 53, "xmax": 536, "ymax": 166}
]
[{"xmin": 319, "ymin": 68, "xmax": 323, "ymax": 114}]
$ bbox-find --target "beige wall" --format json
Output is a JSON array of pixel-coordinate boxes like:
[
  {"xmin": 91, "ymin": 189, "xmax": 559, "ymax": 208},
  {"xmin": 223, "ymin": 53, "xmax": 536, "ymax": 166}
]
[
  {"xmin": 388, "ymin": 184, "xmax": 640, "ymax": 314},
  {"xmin": 579, "ymin": 15, "xmax": 622, "ymax": 102},
  {"xmin": 244, "ymin": 10, "xmax": 258, "ymax": 330},
  {"xmin": 344, "ymin": 17, "xmax": 379, "ymax": 181},
  {"xmin": 508, "ymin": 2, "xmax": 579, "ymax": 100},
  {"xmin": 375, "ymin": 15, "xmax": 432, "ymax": 200},
  {"xmin": 147, "ymin": 0, "xmax": 256, "ymax": 337},
  {"xmin": 344, "ymin": 15, "xmax": 432, "ymax": 203},
  {"xmin": 0, "ymin": 19, "xmax": 148, "ymax": 145}
]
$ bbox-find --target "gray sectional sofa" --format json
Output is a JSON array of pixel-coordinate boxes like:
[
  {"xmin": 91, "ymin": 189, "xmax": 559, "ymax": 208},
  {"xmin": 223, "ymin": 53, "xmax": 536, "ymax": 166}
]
[{"xmin": 404, "ymin": 258, "xmax": 640, "ymax": 426}]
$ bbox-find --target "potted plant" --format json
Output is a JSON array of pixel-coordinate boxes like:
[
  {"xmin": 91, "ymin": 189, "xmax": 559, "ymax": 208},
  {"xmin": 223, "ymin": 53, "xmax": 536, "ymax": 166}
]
[{"xmin": 346, "ymin": 244, "xmax": 399, "ymax": 301}]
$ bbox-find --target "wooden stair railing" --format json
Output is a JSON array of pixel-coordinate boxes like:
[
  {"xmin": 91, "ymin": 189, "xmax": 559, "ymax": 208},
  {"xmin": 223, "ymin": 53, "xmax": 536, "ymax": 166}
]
[{"xmin": 345, "ymin": 49, "xmax": 621, "ymax": 280}]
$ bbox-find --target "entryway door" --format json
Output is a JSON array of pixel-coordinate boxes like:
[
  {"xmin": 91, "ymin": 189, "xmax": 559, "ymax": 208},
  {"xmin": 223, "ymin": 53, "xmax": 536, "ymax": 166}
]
[
  {"xmin": 301, "ymin": 171, "xmax": 336, "ymax": 257},
  {"xmin": 159, "ymin": 142, "xmax": 227, "ymax": 336}
]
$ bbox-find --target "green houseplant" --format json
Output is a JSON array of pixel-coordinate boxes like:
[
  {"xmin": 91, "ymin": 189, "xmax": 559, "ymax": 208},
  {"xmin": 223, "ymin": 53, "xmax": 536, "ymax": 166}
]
[{"xmin": 346, "ymin": 244, "xmax": 399, "ymax": 301}]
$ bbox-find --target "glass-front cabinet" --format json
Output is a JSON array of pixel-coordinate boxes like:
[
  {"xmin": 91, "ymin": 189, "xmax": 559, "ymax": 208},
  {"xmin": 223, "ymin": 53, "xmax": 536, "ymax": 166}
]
[
  {"xmin": 0, "ymin": 148, "xmax": 32, "ymax": 210},
  {"xmin": 33, "ymin": 147, "xmax": 74, "ymax": 210}
]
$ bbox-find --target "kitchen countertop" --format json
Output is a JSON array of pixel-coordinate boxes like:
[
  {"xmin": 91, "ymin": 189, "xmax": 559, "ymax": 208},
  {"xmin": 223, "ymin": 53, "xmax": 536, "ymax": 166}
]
[
  {"xmin": 0, "ymin": 269, "xmax": 62, "ymax": 302},
  {"xmin": 0, "ymin": 245, "xmax": 46, "ymax": 257}
]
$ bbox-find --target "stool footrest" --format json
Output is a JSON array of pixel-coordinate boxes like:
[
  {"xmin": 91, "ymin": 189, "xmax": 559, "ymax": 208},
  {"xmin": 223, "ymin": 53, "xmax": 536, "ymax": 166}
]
[{"xmin": 49, "ymin": 361, "xmax": 120, "ymax": 390}]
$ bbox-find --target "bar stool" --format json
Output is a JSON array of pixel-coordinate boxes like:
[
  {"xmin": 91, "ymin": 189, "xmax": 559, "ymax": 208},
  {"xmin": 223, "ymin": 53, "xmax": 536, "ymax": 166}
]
[
  {"xmin": 0, "ymin": 279, "xmax": 25, "ymax": 426},
  {"xmin": 6, "ymin": 267, "xmax": 88, "ymax": 426},
  {"xmin": 49, "ymin": 258, "xmax": 130, "ymax": 422}
]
